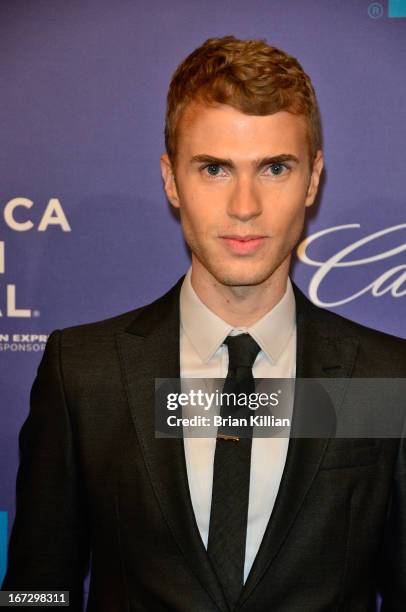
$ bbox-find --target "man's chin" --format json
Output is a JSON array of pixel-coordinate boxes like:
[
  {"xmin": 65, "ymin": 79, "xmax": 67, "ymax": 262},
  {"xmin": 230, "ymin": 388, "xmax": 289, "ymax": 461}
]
[
  {"xmin": 212, "ymin": 267, "xmax": 277, "ymax": 288},
  {"xmin": 192, "ymin": 250, "xmax": 288, "ymax": 288}
]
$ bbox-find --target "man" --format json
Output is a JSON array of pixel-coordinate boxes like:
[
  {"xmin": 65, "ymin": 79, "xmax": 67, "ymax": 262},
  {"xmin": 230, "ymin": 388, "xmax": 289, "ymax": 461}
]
[{"xmin": 2, "ymin": 36, "xmax": 406, "ymax": 611}]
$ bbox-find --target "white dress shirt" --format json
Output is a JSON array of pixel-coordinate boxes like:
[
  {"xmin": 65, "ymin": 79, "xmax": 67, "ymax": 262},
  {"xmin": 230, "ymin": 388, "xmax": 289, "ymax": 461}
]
[{"xmin": 179, "ymin": 267, "xmax": 297, "ymax": 583}]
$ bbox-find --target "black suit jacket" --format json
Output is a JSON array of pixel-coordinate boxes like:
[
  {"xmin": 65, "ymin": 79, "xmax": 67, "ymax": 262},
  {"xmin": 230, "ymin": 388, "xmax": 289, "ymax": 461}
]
[{"xmin": 2, "ymin": 277, "xmax": 406, "ymax": 611}]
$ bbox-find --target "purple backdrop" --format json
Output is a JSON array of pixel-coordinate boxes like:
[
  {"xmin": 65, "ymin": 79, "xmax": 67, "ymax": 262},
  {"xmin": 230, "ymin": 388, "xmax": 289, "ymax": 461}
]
[{"xmin": 0, "ymin": 0, "xmax": 405, "ymax": 595}]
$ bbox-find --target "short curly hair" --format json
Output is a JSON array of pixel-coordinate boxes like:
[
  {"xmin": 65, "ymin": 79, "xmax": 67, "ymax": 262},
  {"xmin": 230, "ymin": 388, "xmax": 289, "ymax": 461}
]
[{"xmin": 164, "ymin": 35, "xmax": 322, "ymax": 167}]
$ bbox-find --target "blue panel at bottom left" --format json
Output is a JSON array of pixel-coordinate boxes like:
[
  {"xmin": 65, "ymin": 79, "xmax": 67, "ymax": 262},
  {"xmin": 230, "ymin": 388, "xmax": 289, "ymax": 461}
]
[{"xmin": 0, "ymin": 512, "xmax": 8, "ymax": 585}]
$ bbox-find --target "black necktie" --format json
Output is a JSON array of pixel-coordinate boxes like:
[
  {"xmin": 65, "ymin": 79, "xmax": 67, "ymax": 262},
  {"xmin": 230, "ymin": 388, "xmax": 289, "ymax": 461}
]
[{"xmin": 207, "ymin": 333, "xmax": 261, "ymax": 609}]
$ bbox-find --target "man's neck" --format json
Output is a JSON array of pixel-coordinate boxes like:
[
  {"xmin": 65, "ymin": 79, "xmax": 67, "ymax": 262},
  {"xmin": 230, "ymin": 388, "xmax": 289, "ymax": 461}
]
[{"xmin": 190, "ymin": 258, "xmax": 290, "ymax": 328}]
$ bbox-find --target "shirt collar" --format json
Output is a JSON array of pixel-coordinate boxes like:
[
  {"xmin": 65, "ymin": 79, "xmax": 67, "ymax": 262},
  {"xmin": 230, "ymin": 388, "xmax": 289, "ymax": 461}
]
[{"xmin": 180, "ymin": 267, "xmax": 296, "ymax": 364}]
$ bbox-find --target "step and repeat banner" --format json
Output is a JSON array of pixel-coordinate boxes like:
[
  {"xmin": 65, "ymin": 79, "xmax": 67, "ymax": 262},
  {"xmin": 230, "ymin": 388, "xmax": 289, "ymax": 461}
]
[{"xmin": 0, "ymin": 0, "xmax": 405, "ymax": 588}]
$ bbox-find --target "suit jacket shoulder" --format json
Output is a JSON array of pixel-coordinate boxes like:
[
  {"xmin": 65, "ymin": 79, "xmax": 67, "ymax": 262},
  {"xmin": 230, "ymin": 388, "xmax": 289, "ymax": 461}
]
[
  {"xmin": 60, "ymin": 277, "xmax": 184, "ymax": 339},
  {"xmin": 293, "ymin": 283, "xmax": 406, "ymax": 377}
]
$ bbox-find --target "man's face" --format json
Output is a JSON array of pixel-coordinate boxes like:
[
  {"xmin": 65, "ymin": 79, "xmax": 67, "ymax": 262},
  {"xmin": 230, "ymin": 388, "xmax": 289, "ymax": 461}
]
[{"xmin": 161, "ymin": 102, "xmax": 323, "ymax": 288}]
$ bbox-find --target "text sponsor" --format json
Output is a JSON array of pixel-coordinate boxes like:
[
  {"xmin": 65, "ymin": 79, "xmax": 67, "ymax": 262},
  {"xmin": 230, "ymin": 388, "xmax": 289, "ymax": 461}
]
[{"xmin": 0, "ymin": 333, "xmax": 49, "ymax": 352}]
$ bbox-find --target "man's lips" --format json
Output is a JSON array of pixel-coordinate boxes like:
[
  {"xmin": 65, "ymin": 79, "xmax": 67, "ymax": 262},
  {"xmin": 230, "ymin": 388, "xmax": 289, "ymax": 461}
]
[{"xmin": 220, "ymin": 235, "xmax": 267, "ymax": 255}]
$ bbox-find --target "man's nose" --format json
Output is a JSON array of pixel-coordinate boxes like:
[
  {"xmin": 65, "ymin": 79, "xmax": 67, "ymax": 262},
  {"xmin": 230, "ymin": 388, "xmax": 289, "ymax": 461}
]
[{"xmin": 226, "ymin": 176, "xmax": 262, "ymax": 221}]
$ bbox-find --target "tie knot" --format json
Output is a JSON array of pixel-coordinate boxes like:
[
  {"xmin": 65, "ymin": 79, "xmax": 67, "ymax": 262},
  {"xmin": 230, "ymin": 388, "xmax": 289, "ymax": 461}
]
[{"xmin": 223, "ymin": 333, "xmax": 261, "ymax": 372}]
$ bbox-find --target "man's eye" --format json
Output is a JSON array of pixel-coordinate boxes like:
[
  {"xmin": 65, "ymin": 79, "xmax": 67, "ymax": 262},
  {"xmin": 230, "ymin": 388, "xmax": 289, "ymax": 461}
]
[
  {"xmin": 202, "ymin": 164, "xmax": 226, "ymax": 178},
  {"xmin": 267, "ymin": 162, "xmax": 289, "ymax": 176}
]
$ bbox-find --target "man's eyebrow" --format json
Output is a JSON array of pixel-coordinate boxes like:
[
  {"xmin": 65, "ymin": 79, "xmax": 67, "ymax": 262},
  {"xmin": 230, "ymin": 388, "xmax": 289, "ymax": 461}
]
[{"xmin": 189, "ymin": 153, "xmax": 300, "ymax": 168}]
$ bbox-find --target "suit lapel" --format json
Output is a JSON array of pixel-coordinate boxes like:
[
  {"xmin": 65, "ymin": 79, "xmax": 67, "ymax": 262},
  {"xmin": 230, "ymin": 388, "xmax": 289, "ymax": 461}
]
[
  {"xmin": 236, "ymin": 284, "xmax": 360, "ymax": 608},
  {"xmin": 115, "ymin": 277, "xmax": 230, "ymax": 612}
]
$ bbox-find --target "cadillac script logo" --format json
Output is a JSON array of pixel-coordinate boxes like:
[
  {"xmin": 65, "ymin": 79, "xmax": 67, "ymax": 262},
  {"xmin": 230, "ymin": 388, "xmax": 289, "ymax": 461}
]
[{"xmin": 297, "ymin": 224, "xmax": 406, "ymax": 307}]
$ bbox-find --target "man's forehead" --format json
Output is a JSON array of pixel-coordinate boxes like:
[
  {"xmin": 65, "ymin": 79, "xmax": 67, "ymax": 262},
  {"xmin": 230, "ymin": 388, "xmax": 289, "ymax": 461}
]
[
  {"xmin": 179, "ymin": 99, "xmax": 302, "ymax": 124},
  {"xmin": 177, "ymin": 102, "xmax": 309, "ymax": 155}
]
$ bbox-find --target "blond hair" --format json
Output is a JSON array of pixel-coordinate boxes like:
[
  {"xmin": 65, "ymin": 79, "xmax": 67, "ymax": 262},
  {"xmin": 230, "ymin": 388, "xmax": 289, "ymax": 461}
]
[{"xmin": 164, "ymin": 35, "xmax": 322, "ymax": 165}]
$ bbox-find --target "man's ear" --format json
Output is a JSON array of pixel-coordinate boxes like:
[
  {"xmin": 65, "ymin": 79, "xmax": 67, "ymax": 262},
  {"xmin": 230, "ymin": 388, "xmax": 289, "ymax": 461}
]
[
  {"xmin": 305, "ymin": 150, "xmax": 324, "ymax": 208},
  {"xmin": 160, "ymin": 153, "xmax": 180, "ymax": 209}
]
